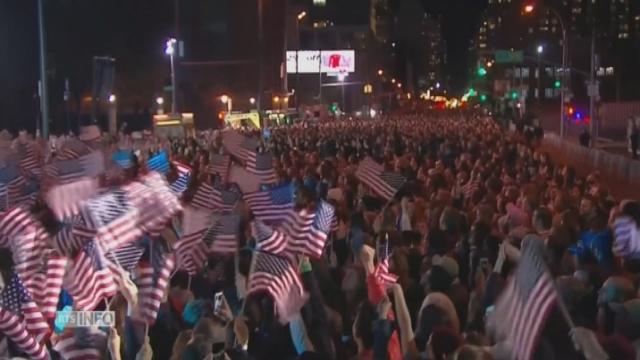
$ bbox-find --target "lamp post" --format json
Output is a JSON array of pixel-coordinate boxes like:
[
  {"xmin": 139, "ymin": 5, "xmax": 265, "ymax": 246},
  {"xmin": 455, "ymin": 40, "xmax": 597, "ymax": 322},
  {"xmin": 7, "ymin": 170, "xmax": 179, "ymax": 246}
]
[
  {"xmin": 220, "ymin": 95, "xmax": 232, "ymax": 113},
  {"xmin": 525, "ymin": 4, "xmax": 568, "ymax": 138},
  {"xmin": 37, "ymin": 0, "xmax": 49, "ymax": 138},
  {"xmin": 537, "ymin": 45, "xmax": 543, "ymax": 109},
  {"xmin": 338, "ymin": 73, "xmax": 346, "ymax": 114},
  {"xmin": 165, "ymin": 38, "xmax": 178, "ymax": 114}
]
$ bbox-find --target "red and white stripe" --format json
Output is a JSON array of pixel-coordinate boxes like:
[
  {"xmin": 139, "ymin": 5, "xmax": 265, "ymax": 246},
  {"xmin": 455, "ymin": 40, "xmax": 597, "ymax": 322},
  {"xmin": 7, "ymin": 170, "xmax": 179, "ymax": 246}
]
[{"xmin": 132, "ymin": 255, "xmax": 175, "ymax": 325}]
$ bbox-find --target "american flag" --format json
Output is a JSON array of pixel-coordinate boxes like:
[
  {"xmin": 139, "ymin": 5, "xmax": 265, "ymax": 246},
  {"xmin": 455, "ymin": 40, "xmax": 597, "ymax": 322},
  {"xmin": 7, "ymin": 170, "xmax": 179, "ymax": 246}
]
[
  {"xmin": 192, "ymin": 182, "xmax": 240, "ymax": 213},
  {"xmin": 66, "ymin": 240, "xmax": 118, "ymax": 310},
  {"xmin": 17, "ymin": 142, "xmax": 40, "ymax": 178},
  {"xmin": 22, "ymin": 248, "xmax": 68, "ymax": 319},
  {"xmin": 0, "ymin": 183, "xmax": 7, "ymax": 212},
  {"xmin": 207, "ymin": 153, "xmax": 231, "ymax": 182},
  {"xmin": 222, "ymin": 130, "xmax": 260, "ymax": 163},
  {"xmin": 170, "ymin": 162, "xmax": 192, "ymax": 195},
  {"xmin": 76, "ymin": 189, "xmax": 142, "ymax": 252},
  {"xmin": 132, "ymin": 239, "xmax": 175, "ymax": 325},
  {"xmin": 244, "ymin": 183, "xmax": 294, "ymax": 223},
  {"xmin": 7, "ymin": 175, "xmax": 26, "ymax": 206},
  {"xmin": 174, "ymin": 208, "xmax": 212, "ymax": 276},
  {"xmin": 279, "ymin": 200, "xmax": 336, "ymax": 259},
  {"xmin": 105, "ymin": 242, "xmax": 146, "ymax": 272},
  {"xmin": 53, "ymin": 216, "xmax": 87, "ymax": 256},
  {"xmin": 246, "ymin": 152, "xmax": 277, "ymax": 184},
  {"xmin": 46, "ymin": 178, "xmax": 99, "ymax": 221},
  {"xmin": 59, "ymin": 138, "xmax": 90, "ymax": 160},
  {"xmin": 204, "ymin": 214, "xmax": 241, "ymax": 254},
  {"xmin": 374, "ymin": 235, "xmax": 398, "ymax": 286},
  {"xmin": 0, "ymin": 273, "xmax": 50, "ymax": 360},
  {"xmin": 355, "ymin": 157, "xmax": 406, "ymax": 201},
  {"xmin": 129, "ymin": 173, "xmax": 183, "ymax": 236},
  {"xmin": 613, "ymin": 216, "xmax": 640, "ymax": 259},
  {"xmin": 251, "ymin": 220, "xmax": 289, "ymax": 255},
  {"xmin": 248, "ymin": 251, "xmax": 307, "ymax": 323},
  {"xmin": 227, "ymin": 164, "xmax": 261, "ymax": 194},
  {"xmin": 492, "ymin": 237, "xmax": 557, "ymax": 360},
  {"xmin": 53, "ymin": 327, "xmax": 108, "ymax": 360},
  {"xmin": 147, "ymin": 151, "xmax": 170, "ymax": 174},
  {"xmin": 0, "ymin": 206, "xmax": 48, "ymax": 281}
]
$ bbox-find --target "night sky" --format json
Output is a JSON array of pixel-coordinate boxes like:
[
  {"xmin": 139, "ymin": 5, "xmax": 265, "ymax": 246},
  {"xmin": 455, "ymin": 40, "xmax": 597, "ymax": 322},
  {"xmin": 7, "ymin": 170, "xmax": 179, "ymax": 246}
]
[{"xmin": 0, "ymin": 0, "xmax": 486, "ymax": 131}]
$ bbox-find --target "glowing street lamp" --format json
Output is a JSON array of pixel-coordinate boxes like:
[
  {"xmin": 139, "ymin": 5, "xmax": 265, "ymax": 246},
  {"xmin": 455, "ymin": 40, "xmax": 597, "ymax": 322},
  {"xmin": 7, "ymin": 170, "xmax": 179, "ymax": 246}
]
[
  {"xmin": 164, "ymin": 38, "xmax": 178, "ymax": 114},
  {"xmin": 108, "ymin": 94, "xmax": 117, "ymax": 104},
  {"xmin": 249, "ymin": 97, "xmax": 256, "ymax": 105},
  {"xmin": 156, "ymin": 97, "xmax": 164, "ymax": 105},
  {"xmin": 273, "ymin": 96, "xmax": 280, "ymax": 103},
  {"xmin": 297, "ymin": 11, "xmax": 307, "ymax": 20},
  {"xmin": 391, "ymin": 78, "xmax": 396, "ymax": 84},
  {"xmin": 537, "ymin": 45, "xmax": 544, "ymax": 54},
  {"xmin": 397, "ymin": 83, "xmax": 402, "ymax": 88},
  {"xmin": 524, "ymin": 4, "xmax": 534, "ymax": 13},
  {"xmin": 220, "ymin": 95, "xmax": 232, "ymax": 112},
  {"xmin": 377, "ymin": 69, "xmax": 384, "ymax": 76}
]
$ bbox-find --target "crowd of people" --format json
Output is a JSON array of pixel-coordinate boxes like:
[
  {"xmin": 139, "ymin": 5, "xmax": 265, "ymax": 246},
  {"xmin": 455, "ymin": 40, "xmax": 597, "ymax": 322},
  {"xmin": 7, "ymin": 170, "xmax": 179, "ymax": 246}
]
[{"xmin": 0, "ymin": 112, "xmax": 639, "ymax": 360}]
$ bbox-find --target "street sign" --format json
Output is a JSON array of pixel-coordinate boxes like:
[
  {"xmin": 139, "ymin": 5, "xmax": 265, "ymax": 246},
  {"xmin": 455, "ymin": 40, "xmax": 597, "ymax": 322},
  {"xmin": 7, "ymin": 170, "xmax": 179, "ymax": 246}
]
[{"xmin": 494, "ymin": 50, "xmax": 524, "ymax": 64}]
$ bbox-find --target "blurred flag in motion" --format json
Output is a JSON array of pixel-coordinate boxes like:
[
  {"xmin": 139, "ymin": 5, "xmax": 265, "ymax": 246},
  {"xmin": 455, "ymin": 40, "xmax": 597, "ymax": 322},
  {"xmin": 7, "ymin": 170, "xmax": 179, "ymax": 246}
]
[
  {"xmin": 222, "ymin": 130, "xmax": 260, "ymax": 163},
  {"xmin": 251, "ymin": 220, "xmax": 289, "ymax": 255},
  {"xmin": 147, "ymin": 151, "xmax": 170, "ymax": 174},
  {"xmin": 246, "ymin": 152, "xmax": 276, "ymax": 185},
  {"xmin": 66, "ymin": 241, "xmax": 118, "ymax": 311},
  {"xmin": 204, "ymin": 214, "xmax": 241, "ymax": 254},
  {"xmin": 133, "ymin": 239, "xmax": 175, "ymax": 325},
  {"xmin": 279, "ymin": 200, "xmax": 335, "ymax": 259},
  {"xmin": 374, "ymin": 235, "xmax": 398, "ymax": 286},
  {"xmin": 53, "ymin": 327, "xmax": 108, "ymax": 360},
  {"xmin": 207, "ymin": 154, "xmax": 231, "ymax": 182},
  {"xmin": 355, "ymin": 157, "xmax": 405, "ymax": 201},
  {"xmin": 244, "ymin": 183, "xmax": 294, "ymax": 223},
  {"xmin": 170, "ymin": 162, "xmax": 192, "ymax": 195}
]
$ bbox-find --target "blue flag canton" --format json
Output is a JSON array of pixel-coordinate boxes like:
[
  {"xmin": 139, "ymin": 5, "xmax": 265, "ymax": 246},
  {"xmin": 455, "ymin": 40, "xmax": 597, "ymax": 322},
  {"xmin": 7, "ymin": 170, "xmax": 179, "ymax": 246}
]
[
  {"xmin": 252, "ymin": 221, "xmax": 275, "ymax": 242},
  {"xmin": 313, "ymin": 201, "xmax": 335, "ymax": 234},
  {"xmin": 268, "ymin": 184, "xmax": 294, "ymax": 205},
  {"xmin": 0, "ymin": 273, "xmax": 33, "ymax": 314},
  {"xmin": 85, "ymin": 190, "xmax": 131, "ymax": 228},
  {"xmin": 83, "ymin": 241, "xmax": 108, "ymax": 271},
  {"xmin": 147, "ymin": 151, "xmax": 170, "ymax": 174},
  {"xmin": 112, "ymin": 151, "xmax": 134, "ymax": 169}
]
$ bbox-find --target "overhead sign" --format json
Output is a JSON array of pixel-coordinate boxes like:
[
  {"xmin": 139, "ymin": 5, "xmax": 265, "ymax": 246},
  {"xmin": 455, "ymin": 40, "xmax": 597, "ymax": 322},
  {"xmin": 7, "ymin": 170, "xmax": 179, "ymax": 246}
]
[
  {"xmin": 286, "ymin": 50, "xmax": 355, "ymax": 74},
  {"xmin": 495, "ymin": 50, "xmax": 524, "ymax": 64},
  {"xmin": 320, "ymin": 50, "xmax": 355, "ymax": 74}
]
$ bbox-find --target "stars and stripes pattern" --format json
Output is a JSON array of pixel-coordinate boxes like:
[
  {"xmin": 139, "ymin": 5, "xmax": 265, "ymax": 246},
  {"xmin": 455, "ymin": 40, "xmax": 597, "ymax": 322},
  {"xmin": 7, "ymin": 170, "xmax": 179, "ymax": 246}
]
[
  {"xmin": 251, "ymin": 220, "xmax": 289, "ymax": 255},
  {"xmin": 130, "ymin": 173, "xmax": 183, "ymax": 236},
  {"xmin": 66, "ymin": 241, "xmax": 118, "ymax": 310},
  {"xmin": 248, "ymin": 251, "xmax": 307, "ymax": 323},
  {"xmin": 493, "ymin": 237, "xmax": 557, "ymax": 360},
  {"xmin": 0, "ymin": 183, "xmax": 7, "ymax": 212},
  {"xmin": 355, "ymin": 157, "xmax": 406, "ymax": 201},
  {"xmin": 105, "ymin": 243, "xmax": 146, "ymax": 272},
  {"xmin": 207, "ymin": 154, "xmax": 231, "ymax": 181},
  {"xmin": 613, "ymin": 216, "xmax": 640, "ymax": 260},
  {"xmin": 17, "ymin": 143, "xmax": 40, "ymax": 178},
  {"xmin": 53, "ymin": 216, "xmax": 87, "ymax": 256},
  {"xmin": 222, "ymin": 130, "xmax": 260, "ymax": 163},
  {"xmin": 279, "ymin": 200, "xmax": 336, "ymax": 259},
  {"xmin": 374, "ymin": 236, "xmax": 398, "ymax": 286},
  {"xmin": 53, "ymin": 327, "xmax": 108, "ymax": 360},
  {"xmin": 191, "ymin": 182, "xmax": 217, "ymax": 211},
  {"xmin": 0, "ymin": 206, "xmax": 48, "ymax": 282},
  {"xmin": 46, "ymin": 178, "xmax": 99, "ymax": 221},
  {"xmin": 59, "ymin": 138, "xmax": 90, "ymax": 160},
  {"xmin": 170, "ymin": 162, "xmax": 192, "ymax": 195},
  {"xmin": 133, "ymin": 239, "xmax": 175, "ymax": 325},
  {"xmin": 0, "ymin": 273, "xmax": 50, "ymax": 360},
  {"xmin": 76, "ymin": 189, "xmax": 142, "ymax": 252},
  {"xmin": 22, "ymin": 248, "xmax": 68, "ymax": 319},
  {"xmin": 246, "ymin": 152, "xmax": 277, "ymax": 184},
  {"xmin": 205, "ymin": 214, "xmax": 241, "ymax": 254},
  {"xmin": 147, "ymin": 151, "xmax": 170, "ymax": 174},
  {"xmin": 244, "ymin": 183, "xmax": 294, "ymax": 223},
  {"xmin": 7, "ymin": 175, "xmax": 27, "ymax": 206}
]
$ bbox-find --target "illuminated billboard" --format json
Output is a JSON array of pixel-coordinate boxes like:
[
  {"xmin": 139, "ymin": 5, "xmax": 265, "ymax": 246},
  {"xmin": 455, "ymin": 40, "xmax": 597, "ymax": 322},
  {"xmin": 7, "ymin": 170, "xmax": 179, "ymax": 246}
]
[
  {"xmin": 320, "ymin": 50, "xmax": 355, "ymax": 74},
  {"xmin": 286, "ymin": 50, "xmax": 355, "ymax": 74}
]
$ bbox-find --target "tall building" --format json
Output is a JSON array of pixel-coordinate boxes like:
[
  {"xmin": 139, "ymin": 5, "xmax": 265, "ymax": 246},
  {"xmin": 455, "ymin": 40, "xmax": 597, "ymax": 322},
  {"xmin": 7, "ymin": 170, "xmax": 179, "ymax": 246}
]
[{"xmin": 473, "ymin": 0, "xmax": 640, "ymax": 102}]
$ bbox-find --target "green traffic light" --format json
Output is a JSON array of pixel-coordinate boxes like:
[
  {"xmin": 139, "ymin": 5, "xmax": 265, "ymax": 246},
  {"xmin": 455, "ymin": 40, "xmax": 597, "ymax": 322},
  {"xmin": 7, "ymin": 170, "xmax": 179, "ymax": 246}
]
[
  {"xmin": 554, "ymin": 80, "xmax": 561, "ymax": 88},
  {"xmin": 477, "ymin": 67, "xmax": 487, "ymax": 77},
  {"xmin": 510, "ymin": 91, "xmax": 518, "ymax": 100},
  {"xmin": 480, "ymin": 94, "xmax": 487, "ymax": 102}
]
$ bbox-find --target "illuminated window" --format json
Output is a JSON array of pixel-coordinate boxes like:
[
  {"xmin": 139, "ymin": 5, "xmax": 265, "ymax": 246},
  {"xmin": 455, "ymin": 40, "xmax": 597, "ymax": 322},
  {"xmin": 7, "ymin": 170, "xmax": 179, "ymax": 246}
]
[
  {"xmin": 606, "ymin": 67, "xmax": 615, "ymax": 75},
  {"xmin": 313, "ymin": 0, "xmax": 326, "ymax": 6}
]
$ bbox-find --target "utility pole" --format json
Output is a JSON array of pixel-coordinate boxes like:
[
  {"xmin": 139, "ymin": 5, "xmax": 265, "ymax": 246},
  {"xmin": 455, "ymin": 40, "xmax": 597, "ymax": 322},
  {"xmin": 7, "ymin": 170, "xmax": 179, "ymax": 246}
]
[
  {"xmin": 257, "ymin": 0, "xmax": 264, "ymax": 112},
  {"xmin": 37, "ymin": 0, "xmax": 49, "ymax": 138},
  {"xmin": 588, "ymin": 29, "xmax": 597, "ymax": 147}
]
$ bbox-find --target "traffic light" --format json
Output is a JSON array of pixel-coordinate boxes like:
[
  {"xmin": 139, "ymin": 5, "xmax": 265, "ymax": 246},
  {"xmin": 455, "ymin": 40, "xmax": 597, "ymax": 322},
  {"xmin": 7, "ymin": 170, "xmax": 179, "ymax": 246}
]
[
  {"xmin": 554, "ymin": 80, "xmax": 561, "ymax": 89},
  {"xmin": 479, "ymin": 94, "xmax": 488, "ymax": 102},
  {"xmin": 477, "ymin": 67, "xmax": 487, "ymax": 77},
  {"xmin": 329, "ymin": 103, "xmax": 338, "ymax": 114},
  {"xmin": 510, "ymin": 90, "xmax": 519, "ymax": 100}
]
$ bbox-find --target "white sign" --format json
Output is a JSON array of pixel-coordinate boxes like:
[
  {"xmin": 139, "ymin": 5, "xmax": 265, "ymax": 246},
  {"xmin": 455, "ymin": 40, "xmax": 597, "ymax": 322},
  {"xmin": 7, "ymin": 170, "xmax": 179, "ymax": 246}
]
[
  {"xmin": 320, "ymin": 50, "xmax": 355, "ymax": 74},
  {"xmin": 286, "ymin": 50, "xmax": 355, "ymax": 74},
  {"xmin": 297, "ymin": 51, "xmax": 321, "ymax": 73},
  {"xmin": 286, "ymin": 51, "xmax": 297, "ymax": 74}
]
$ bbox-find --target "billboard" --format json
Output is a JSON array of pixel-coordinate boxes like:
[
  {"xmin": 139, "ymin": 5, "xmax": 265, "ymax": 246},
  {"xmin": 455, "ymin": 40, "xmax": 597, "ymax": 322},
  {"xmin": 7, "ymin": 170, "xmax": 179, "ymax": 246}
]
[
  {"xmin": 320, "ymin": 50, "xmax": 355, "ymax": 74},
  {"xmin": 286, "ymin": 50, "xmax": 355, "ymax": 74}
]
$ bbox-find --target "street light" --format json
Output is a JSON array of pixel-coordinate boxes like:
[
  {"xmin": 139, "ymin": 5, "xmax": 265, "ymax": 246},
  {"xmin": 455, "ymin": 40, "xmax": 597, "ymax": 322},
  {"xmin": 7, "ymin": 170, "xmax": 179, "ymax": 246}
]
[
  {"xmin": 165, "ymin": 38, "xmax": 178, "ymax": 114},
  {"xmin": 156, "ymin": 97, "xmax": 164, "ymax": 105},
  {"xmin": 377, "ymin": 69, "xmax": 384, "ymax": 76},
  {"xmin": 220, "ymin": 95, "xmax": 232, "ymax": 112},
  {"xmin": 436, "ymin": 82, "xmax": 441, "ymax": 89},
  {"xmin": 250, "ymin": 97, "xmax": 256, "ymax": 105},
  {"xmin": 524, "ymin": 4, "xmax": 568, "ymax": 138},
  {"xmin": 537, "ymin": 45, "xmax": 544, "ymax": 54},
  {"xmin": 537, "ymin": 45, "xmax": 544, "ymax": 108},
  {"xmin": 397, "ymin": 83, "xmax": 402, "ymax": 88},
  {"xmin": 273, "ymin": 96, "xmax": 280, "ymax": 103},
  {"xmin": 391, "ymin": 78, "xmax": 396, "ymax": 84},
  {"xmin": 108, "ymin": 94, "xmax": 117, "ymax": 104},
  {"xmin": 297, "ymin": 11, "xmax": 307, "ymax": 20}
]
